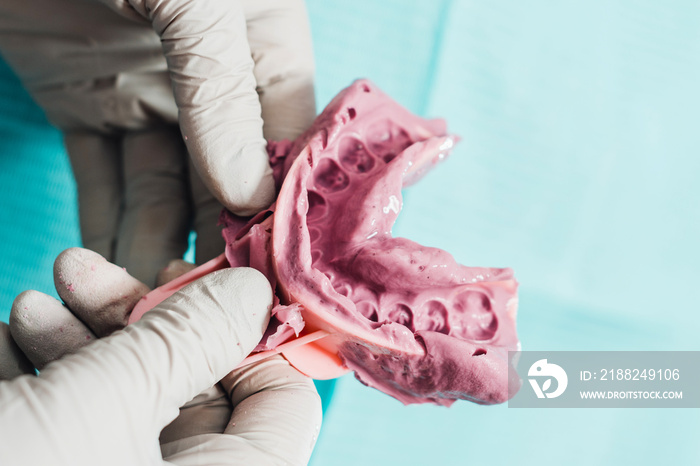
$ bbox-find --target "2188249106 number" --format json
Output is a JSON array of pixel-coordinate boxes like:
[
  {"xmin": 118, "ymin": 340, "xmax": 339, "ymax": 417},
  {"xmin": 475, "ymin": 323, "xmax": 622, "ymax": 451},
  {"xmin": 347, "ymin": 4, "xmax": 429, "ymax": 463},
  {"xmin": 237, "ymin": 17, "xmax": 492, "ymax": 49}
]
[{"xmin": 600, "ymin": 368, "xmax": 680, "ymax": 381}]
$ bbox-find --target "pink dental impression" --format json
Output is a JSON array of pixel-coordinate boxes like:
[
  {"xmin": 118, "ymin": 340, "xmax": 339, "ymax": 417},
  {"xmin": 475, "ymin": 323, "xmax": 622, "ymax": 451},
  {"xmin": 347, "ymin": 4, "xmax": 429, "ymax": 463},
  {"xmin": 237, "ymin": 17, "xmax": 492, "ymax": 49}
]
[{"xmin": 220, "ymin": 80, "xmax": 520, "ymax": 406}]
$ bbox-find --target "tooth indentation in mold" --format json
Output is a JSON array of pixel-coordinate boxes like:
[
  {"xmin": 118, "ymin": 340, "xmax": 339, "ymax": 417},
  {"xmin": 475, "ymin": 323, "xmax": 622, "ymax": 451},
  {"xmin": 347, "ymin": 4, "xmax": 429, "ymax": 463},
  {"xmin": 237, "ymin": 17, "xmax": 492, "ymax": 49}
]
[
  {"xmin": 306, "ymin": 191, "xmax": 327, "ymax": 221},
  {"xmin": 367, "ymin": 119, "xmax": 413, "ymax": 163},
  {"xmin": 452, "ymin": 290, "xmax": 497, "ymax": 340},
  {"xmin": 334, "ymin": 282, "xmax": 352, "ymax": 297},
  {"xmin": 418, "ymin": 300, "xmax": 449, "ymax": 334},
  {"xmin": 314, "ymin": 158, "xmax": 350, "ymax": 192},
  {"xmin": 386, "ymin": 303, "xmax": 414, "ymax": 331},
  {"xmin": 308, "ymin": 227, "xmax": 321, "ymax": 243},
  {"xmin": 357, "ymin": 301, "xmax": 379, "ymax": 322},
  {"xmin": 339, "ymin": 137, "xmax": 376, "ymax": 173}
]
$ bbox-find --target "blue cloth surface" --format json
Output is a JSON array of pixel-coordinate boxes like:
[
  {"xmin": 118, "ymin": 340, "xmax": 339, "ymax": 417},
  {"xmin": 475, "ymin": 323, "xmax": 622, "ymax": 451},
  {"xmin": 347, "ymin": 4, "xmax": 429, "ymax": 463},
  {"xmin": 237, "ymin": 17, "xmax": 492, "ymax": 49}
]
[
  {"xmin": 1, "ymin": 1, "xmax": 699, "ymax": 465},
  {"xmin": 307, "ymin": 1, "xmax": 700, "ymax": 465}
]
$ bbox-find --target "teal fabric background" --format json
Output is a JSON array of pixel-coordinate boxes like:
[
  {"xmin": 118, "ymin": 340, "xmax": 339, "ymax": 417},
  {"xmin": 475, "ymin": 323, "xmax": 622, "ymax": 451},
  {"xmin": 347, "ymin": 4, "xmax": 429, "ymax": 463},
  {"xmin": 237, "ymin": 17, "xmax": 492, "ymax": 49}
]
[{"xmin": 1, "ymin": 1, "xmax": 699, "ymax": 465}]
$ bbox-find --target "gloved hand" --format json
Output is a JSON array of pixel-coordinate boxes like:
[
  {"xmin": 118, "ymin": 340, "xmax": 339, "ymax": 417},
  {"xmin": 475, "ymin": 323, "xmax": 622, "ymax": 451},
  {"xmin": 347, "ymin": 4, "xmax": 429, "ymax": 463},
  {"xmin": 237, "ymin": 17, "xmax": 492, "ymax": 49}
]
[
  {"xmin": 0, "ymin": 248, "xmax": 322, "ymax": 465},
  {"xmin": 0, "ymin": 0, "xmax": 315, "ymax": 286}
]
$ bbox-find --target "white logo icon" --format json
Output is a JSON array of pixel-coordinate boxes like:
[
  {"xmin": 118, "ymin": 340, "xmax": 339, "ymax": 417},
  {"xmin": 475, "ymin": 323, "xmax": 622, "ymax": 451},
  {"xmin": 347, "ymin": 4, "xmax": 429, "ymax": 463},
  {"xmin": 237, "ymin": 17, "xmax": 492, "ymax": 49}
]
[{"xmin": 528, "ymin": 359, "xmax": 568, "ymax": 399}]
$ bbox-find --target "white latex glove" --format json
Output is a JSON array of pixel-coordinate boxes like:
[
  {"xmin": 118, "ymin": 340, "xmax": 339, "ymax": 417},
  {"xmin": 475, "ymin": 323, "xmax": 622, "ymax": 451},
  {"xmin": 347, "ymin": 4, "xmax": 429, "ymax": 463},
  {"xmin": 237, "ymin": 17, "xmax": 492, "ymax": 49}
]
[
  {"xmin": 0, "ymin": 248, "xmax": 322, "ymax": 465},
  {"xmin": 0, "ymin": 0, "xmax": 316, "ymax": 286}
]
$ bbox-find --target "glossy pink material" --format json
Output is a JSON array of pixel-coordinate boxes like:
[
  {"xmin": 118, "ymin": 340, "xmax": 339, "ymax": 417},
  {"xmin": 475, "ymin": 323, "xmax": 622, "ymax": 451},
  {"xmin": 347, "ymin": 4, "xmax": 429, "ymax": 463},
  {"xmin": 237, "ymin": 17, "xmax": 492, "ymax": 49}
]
[{"xmin": 269, "ymin": 80, "xmax": 519, "ymax": 405}]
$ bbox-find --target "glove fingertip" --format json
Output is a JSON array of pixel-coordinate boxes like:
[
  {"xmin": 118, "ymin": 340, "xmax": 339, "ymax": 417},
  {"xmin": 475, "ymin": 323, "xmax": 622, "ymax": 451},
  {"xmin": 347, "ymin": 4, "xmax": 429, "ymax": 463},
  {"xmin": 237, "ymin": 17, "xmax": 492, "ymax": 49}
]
[{"xmin": 192, "ymin": 141, "xmax": 276, "ymax": 217}]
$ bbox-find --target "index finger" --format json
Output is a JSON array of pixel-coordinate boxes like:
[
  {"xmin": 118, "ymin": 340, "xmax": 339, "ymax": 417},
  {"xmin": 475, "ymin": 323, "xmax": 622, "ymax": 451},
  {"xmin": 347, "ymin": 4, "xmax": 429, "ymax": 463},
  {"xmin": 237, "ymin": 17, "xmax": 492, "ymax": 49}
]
[{"xmin": 123, "ymin": 0, "xmax": 276, "ymax": 216}]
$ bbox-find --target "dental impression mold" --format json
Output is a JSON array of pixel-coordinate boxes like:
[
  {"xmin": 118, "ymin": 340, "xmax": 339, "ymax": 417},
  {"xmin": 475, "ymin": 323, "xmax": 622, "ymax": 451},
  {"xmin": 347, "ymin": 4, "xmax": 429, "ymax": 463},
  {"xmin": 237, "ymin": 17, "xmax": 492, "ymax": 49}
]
[{"xmin": 219, "ymin": 80, "xmax": 520, "ymax": 406}]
